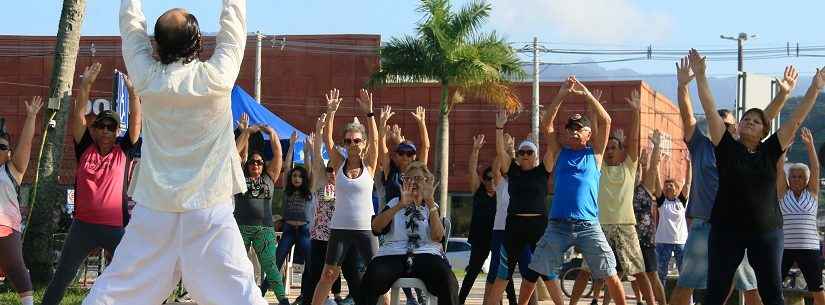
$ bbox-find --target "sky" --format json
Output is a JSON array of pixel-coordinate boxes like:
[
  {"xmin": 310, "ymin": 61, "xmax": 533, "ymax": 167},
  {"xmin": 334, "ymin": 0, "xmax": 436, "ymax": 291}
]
[{"xmin": 2, "ymin": 0, "xmax": 825, "ymax": 79}]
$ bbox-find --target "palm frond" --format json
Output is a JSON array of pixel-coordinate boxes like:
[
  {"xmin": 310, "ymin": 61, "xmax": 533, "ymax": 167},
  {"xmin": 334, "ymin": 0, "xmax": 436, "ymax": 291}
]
[
  {"xmin": 448, "ymin": 1, "xmax": 491, "ymax": 43},
  {"xmin": 454, "ymin": 81, "xmax": 521, "ymax": 112},
  {"xmin": 368, "ymin": 35, "xmax": 440, "ymax": 87}
]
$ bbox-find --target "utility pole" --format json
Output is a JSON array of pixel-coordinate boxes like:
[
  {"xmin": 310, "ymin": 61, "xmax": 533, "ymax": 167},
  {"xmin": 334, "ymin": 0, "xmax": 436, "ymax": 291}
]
[
  {"xmin": 517, "ymin": 37, "xmax": 549, "ymax": 148},
  {"xmin": 721, "ymin": 32, "xmax": 757, "ymax": 120},
  {"xmin": 254, "ymin": 31, "xmax": 263, "ymax": 103}
]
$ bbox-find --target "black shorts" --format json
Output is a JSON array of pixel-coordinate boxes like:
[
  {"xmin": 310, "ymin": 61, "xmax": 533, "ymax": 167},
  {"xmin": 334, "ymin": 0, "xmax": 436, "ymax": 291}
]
[
  {"xmin": 325, "ymin": 229, "xmax": 378, "ymax": 267},
  {"xmin": 782, "ymin": 249, "xmax": 824, "ymax": 292},
  {"xmin": 640, "ymin": 246, "xmax": 658, "ymax": 274}
]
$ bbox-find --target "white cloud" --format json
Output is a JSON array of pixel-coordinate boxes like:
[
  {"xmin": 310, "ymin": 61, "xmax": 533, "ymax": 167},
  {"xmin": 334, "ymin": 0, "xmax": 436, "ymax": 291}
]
[{"xmin": 489, "ymin": 0, "xmax": 673, "ymax": 44}]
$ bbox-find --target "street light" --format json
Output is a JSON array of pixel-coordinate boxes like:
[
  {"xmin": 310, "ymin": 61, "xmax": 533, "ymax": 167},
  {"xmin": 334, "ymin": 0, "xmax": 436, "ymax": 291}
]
[{"xmin": 720, "ymin": 32, "xmax": 758, "ymax": 72}]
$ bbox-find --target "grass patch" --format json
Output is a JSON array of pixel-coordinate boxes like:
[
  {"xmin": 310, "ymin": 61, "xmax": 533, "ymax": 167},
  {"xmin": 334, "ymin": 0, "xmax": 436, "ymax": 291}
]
[{"xmin": 0, "ymin": 287, "xmax": 88, "ymax": 305}]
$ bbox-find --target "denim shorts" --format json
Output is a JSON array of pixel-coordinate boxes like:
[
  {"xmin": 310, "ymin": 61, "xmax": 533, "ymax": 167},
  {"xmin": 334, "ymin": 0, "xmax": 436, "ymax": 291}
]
[
  {"xmin": 676, "ymin": 219, "xmax": 758, "ymax": 290},
  {"xmin": 529, "ymin": 219, "xmax": 617, "ymax": 280}
]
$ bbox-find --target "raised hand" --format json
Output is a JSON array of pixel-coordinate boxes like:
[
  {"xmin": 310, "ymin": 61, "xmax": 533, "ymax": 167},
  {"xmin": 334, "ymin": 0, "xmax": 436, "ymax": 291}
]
[
  {"xmin": 379, "ymin": 105, "xmax": 396, "ymax": 128},
  {"xmin": 558, "ymin": 76, "xmax": 576, "ymax": 98},
  {"xmin": 640, "ymin": 148, "xmax": 650, "ymax": 168},
  {"xmin": 688, "ymin": 49, "xmax": 707, "ymax": 76},
  {"xmin": 307, "ymin": 132, "xmax": 316, "ymax": 151},
  {"xmin": 81, "ymin": 62, "xmax": 102, "ymax": 90},
  {"xmin": 801, "ymin": 127, "xmax": 814, "ymax": 145},
  {"xmin": 122, "ymin": 74, "xmax": 136, "ymax": 93},
  {"xmin": 25, "ymin": 96, "xmax": 43, "ymax": 115},
  {"xmin": 398, "ymin": 181, "xmax": 415, "ymax": 208},
  {"xmin": 651, "ymin": 129, "xmax": 663, "ymax": 147},
  {"xmin": 261, "ymin": 124, "xmax": 276, "ymax": 136},
  {"xmin": 356, "ymin": 89, "xmax": 374, "ymax": 114},
  {"xmin": 569, "ymin": 76, "xmax": 593, "ymax": 97},
  {"xmin": 316, "ymin": 113, "xmax": 327, "ymax": 134},
  {"xmin": 612, "ymin": 129, "xmax": 626, "ymax": 143},
  {"xmin": 238, "ymin": 113, "xmax": 250, "ymax": 131},
  {"xmin": 676, "ymin": 56, "xmax": 695, "ymax": 86},
  {"xmin": 504, "ymin": 133, "xmax": 515, "ymax": 150},
  {"xmin": 472, "ymin": 134, "xmax": 486, "ymax": 150},
  {"xmin": 325, "ymin": 88, "xmax": 342, "ymax": 114},
  {"xmin": 591, "ymin": 89, "xmax": 604, "ymax": 103},
  {"xmin": 812, "ymin": 67, "xmax": 825, "ymax": 91},
  {"xmin": 289, "ymin": 130, "xmax": 299, "ymax": 145},
  {"xmin": 412, "ymin": 106, "xmax": 426, "ymax": 122},
  {"xmin": 247, "ymin": 124, "xmax": 262, "ymax": 134},
  {"xmin": 419, "ymin": 177, "xmax": 436, "ymax": 203},
  {"xmin": 625, "ymin": 90, "xmax": 641, "ymax": 110},
  {"xmin": 496, "ymin": 109, "xmax": 508, "ymax": 129},
  {"xmin": 777, "ymin": 65, "xmax": 799, "ymax": 94}
]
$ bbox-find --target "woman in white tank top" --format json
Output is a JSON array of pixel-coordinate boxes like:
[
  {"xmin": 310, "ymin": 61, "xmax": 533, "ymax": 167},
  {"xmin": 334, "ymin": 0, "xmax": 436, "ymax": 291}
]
[
  {"xmin": 311, "ymin": 89, "xmax": 382, "ymax": 305},
  {"xmin": 0, "ymin": 97, "xmax": 42, "ymax": 305},
  {"xmin": 776, "ymin": 128, "xmax": 824, "ymax": 304}
]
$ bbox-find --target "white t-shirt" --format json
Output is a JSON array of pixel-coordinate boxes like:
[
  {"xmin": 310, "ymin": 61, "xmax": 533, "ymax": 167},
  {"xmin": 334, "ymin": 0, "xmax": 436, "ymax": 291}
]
[
  {"xmin": 493, "ymin": 179, "xmax": 509, "ymax": 231},
  {"xmin": 376, "ymin": 198, "xmax": 442, "ymax": 257},
  {"xmin": 655, "ymin": 195, "xmax": 688, "ymax": 244},
  {"xmin": 330, "ymin": 162, "xmax": 375, "ymax": 230}
]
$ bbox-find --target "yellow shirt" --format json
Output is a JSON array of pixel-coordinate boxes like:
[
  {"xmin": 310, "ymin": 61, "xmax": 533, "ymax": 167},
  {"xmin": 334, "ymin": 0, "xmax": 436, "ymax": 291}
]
[{"xmin": 598, "ymin": 158, "xmax": 638, "ymax": 224}]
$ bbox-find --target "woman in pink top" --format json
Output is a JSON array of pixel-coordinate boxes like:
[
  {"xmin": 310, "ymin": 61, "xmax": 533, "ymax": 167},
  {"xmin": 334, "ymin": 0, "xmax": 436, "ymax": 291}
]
[{"xmin": 0, "ymin": 96, "xmax": 43, "ymax": 305}]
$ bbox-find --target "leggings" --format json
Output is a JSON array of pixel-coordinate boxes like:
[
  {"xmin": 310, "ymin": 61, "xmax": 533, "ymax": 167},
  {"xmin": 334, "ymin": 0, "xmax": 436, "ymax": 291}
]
[
  {"xmin": 0, "ymin": 230, "xmax": 32, "ymax": 293},
  {"xmin": 326, "ymin": 229, "xmax": 378, "ymax": 303},
  {"xmin": 488, "ymin": 230, "xmax": 519, "ymax": 305},
  {"xmin": 42, "ymin": 220, "xmax": 124, "ymax": 305},
  {"xmin": 707, "ymin": 227, "xmax": 784, "ymax": 305},
  {"xmin": 301, "ymin": 239, "xmax": 346, "ymax": 304},
  {"xmin": 781, "ymin": 249, "xmax": 824, "ymax": 292},
  {"xmin": 239, "ymin": 225, "xmax": 286, "ymax": 300},
  {"xmin": 502, "ymin": 215, "xmax": 549, "ymax": 282},
  {"xmin": 360, "ymin": 254, "xmax": 459, "ymax": 305},
  {"xmin": 458, "ymin": 240, "xmax": 491, "ymax": 304}
]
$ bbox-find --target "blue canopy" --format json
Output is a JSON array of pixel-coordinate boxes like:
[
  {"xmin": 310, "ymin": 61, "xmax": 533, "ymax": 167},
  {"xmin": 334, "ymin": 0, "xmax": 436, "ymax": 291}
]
[{"xmin": 231, "ymin": 85, "xmax": 329, "ymax": 164}]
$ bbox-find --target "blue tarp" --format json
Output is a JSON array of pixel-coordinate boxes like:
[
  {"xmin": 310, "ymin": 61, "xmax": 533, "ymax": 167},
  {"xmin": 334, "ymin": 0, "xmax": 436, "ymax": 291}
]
[{"xmin": 231, "ymin": 85, "xmax": 327, "ymax": 164}]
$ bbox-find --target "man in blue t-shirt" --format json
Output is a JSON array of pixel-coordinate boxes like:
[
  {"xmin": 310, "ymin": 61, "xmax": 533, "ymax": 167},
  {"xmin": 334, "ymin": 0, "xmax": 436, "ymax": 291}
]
[
  {"xmin": 527, "ymin": 76, "xmax": 629, "ymax": 305},
  {"xmin": 668, "ymin": 55, "xmax": 796, "ymax": 305}
]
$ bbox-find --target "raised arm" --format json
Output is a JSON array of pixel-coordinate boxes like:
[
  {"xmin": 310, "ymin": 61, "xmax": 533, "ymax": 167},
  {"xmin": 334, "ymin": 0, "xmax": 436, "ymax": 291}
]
[
  {"xmin": 681, "ymin": 150, "xmax": 692, "ymax": 199},
  {"xmin": 234, "ymin": 113, "xmax": 255, "ymax": 162},
  {"xmin": 801, "ymin": 127, "xmax": 820, "ymax": 196},
  {"xmin": 206, "ymin": 0, "xmax": 248, "ymax": 89},
  {"xmin": 571, "ymin": 76, "xmax": 611, "ymax": 169},
  {"xmin": 281, "ymin": 131, "xmax": 297, "ymax": 186},
  {"xmin": 650, "ymin": 130, "xmax": 664, "ymax": 197},
  {"xmin": 421, "ymin": 177, "xmax": 445, "ymax": 242},
  {"xmin": 119, "ymin": 0, "xmax": 155, "ymax": 86},
  {"xmin": 468, "ymin": 134, "xmax": 485, "ymax": 191},
  {"xmin": 777, "ymin": 150, "xmax": 789, "ymax": 196},
  {"xmin": 495, "ymin": 109, "xmax": 512, "ymax": 174},
  {"xmin": 324, "ymin": 89, "xmax": 344, "ymax": 170},
  {"xmin": 625, "ymin": 90, "xmax": 642, "ymax": 162},
  {"xmin": 311, "ymin": 114, "xmax": 328, "ymax": 190},
  {"xmin": 689, "ymin": 49, "xmax": 724, "ymax": 145},
  {"xmin": 356, "ymin": 89, "xmax": 380, "ymax": 175},
  {"xmin": 378, "ymin": 106, "xmax": 396, "ymax": 179},
  {"xmin": 764, "ymin": 66, "xmax": 800, "ymax": 121},
  {"xmin": 123, "ymin": 74, "xmax": 142, "ymax": 144},
  {"xmin": 541, "ymin": 80, "xmax": 572, "ymax": 171},
  {"xmin": 676, "ymin": 57, "xmax": 698, "ymax": 142},
  {"xmin": 263, "ymin": 125, "xmax": 284, "ymax": 183},
  {"xmin": 73, "ymin": 63, "xmax": 101, "ymax": 143},
  {"xmin": 9, "ymin": 97, "xmax": 43, "ymax": 182},
  {"xmin": 412, "ymin": 106, "xmax": 431, "ymax": 166},
  {"xmin": 777, "ymin": 68, "xmax": 825, "ymax": 149}
]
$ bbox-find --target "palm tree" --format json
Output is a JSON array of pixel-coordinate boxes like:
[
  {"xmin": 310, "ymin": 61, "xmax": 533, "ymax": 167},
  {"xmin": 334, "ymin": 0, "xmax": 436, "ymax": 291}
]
[
  {"xmin": 369, "ymin": 0, "xmax": 524, "ymax": 215},
  {"xmin": 23, "ymin": 0, "xmax": 87, "ymax": 284}
]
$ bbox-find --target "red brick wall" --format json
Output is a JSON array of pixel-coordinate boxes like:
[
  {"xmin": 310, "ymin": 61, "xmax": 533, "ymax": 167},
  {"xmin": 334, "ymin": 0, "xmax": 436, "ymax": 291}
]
[{"xmin": 0, "ymin": 35, "xmax": 686, "ymax": 193}]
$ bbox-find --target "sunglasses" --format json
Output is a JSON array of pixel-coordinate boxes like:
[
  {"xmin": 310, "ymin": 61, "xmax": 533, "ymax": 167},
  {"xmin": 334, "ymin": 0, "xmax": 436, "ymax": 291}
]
[
  {"xmin": 0, "ymin": 144, "xmax": 8, "ymax": 151},
  {"xmin": 343, "ymin": 138, "xmax": 363, "ymax": 145},
  {"xmin": 248, "ymin": 160, "xmax": 264, "ymax": 166},
  {"xmin": 396, "ymin": 150, "xmax": 416, "ymax": 157},
  {"xmin": 400, "ymin": 174, "xmax": 433, "ymax": 183},
  {"xmin": 516, "ymin": 150, "xmax": 535, "ymax": 156},
  {"xmin": 93, "ymin": 122, "xmax": 118, "ymax": 132}
]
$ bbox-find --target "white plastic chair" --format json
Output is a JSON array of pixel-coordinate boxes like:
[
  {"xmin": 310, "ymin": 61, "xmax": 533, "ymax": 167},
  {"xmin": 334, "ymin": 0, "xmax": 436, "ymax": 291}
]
[{"xmin": 390, "ymin": 278, "xmax": 437, "ymax": 305}]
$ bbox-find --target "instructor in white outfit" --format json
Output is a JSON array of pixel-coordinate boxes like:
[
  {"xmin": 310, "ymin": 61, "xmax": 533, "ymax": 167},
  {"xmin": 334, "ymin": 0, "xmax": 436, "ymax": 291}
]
[{"xmin": 83, "ymin": 0, "xmax": 265, "ymax": 304}]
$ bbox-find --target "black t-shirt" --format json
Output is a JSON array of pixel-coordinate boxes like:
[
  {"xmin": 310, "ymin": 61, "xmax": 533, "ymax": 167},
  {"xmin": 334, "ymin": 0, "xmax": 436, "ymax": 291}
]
[
  {"xmin": 507, "ymin": 160, "xmax": 550, "ymax": 216},
  {"xmin": 234, "ymin": 174, "xmax": 276, "ymax": 227},
  {"xmin": 656, "ymin": 194, "xmax": 687, "ymax": 207},
  {"xmin": 710, "ymin": 131, "xmax": 784, "ymax": 233},
  {"xmin": 468, "ymin": 185, "xmax": 496, "ymax": 245}
]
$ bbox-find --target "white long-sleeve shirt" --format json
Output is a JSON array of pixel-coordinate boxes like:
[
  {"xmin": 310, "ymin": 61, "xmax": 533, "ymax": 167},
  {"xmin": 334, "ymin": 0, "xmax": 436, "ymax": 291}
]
[{"xmin": 119, "ymin": 0, "xmax": 248, "ymax": 212}]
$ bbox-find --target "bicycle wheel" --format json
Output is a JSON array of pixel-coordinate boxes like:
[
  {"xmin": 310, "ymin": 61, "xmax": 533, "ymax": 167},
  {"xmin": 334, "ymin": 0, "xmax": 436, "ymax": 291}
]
[{"xmin": 561, "ymin": 267, "xmax": 593, "ymax": 298}]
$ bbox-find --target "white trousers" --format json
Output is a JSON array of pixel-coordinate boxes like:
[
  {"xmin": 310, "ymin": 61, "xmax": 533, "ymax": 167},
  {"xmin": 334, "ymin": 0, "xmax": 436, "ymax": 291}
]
[{"xmin": 82, "ymin": 201, "xmax": 267, "ymax": 305}]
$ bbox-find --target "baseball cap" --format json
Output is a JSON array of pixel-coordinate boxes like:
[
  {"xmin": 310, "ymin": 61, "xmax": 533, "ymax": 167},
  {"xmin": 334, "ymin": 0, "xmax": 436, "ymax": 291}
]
[
  {"xmin": 396, "ymin": 141, "xmax": 417, "ymax": 153},
  {"xmin": 517, "ymin": 141, "xmax": 538, "ymax": 152},
  {"xmin": 565, "ymin": 113, "xmax": 591, "ymax": 130},
  {"xmin": 94, "ymin": 110, "xmax": 121, "ymax": 126}
]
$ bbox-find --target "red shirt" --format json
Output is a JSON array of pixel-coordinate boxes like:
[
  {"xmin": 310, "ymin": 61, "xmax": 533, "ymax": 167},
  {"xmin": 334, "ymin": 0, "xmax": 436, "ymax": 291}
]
[{"xmin": 74, "ymin": 131, "xmax": 138, "ymax": 227}]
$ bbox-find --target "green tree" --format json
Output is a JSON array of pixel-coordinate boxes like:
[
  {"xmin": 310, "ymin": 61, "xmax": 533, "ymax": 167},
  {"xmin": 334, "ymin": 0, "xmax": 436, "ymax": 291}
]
[
  {"xmin": 23, "ymin": 0, "xmax": 87, "ymax": 284},
  {"xmin": 369, "ymin": 0, "xmax": 524, "ymax": 215}
]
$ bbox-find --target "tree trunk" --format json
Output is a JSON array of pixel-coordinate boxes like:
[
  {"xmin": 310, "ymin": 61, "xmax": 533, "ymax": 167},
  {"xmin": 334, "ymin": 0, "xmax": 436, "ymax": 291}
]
[
  {"xmin": 23, "ymin": 0, "xmax": 87, "ymax": 285},
  {"xmin": 436, "ymin": 85, "xmax": 450, "ymax": 217}
]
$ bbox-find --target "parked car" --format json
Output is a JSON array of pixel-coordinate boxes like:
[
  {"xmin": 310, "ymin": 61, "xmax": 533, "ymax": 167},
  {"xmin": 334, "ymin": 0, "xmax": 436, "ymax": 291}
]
[{"xmin": 446, "ymin": 237, "xmax": 491, "ymax": 274}]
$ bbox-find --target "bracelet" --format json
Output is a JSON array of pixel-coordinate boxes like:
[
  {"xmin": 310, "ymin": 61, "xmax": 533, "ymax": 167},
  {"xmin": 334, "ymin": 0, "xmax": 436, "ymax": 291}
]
[
  {"xmin": 429, "ymin": 206, "xmax": 439, "ymax": 214},
  {"xmin": 367, "ymin": 112, "xmax": 375, "ymax": 117}
]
